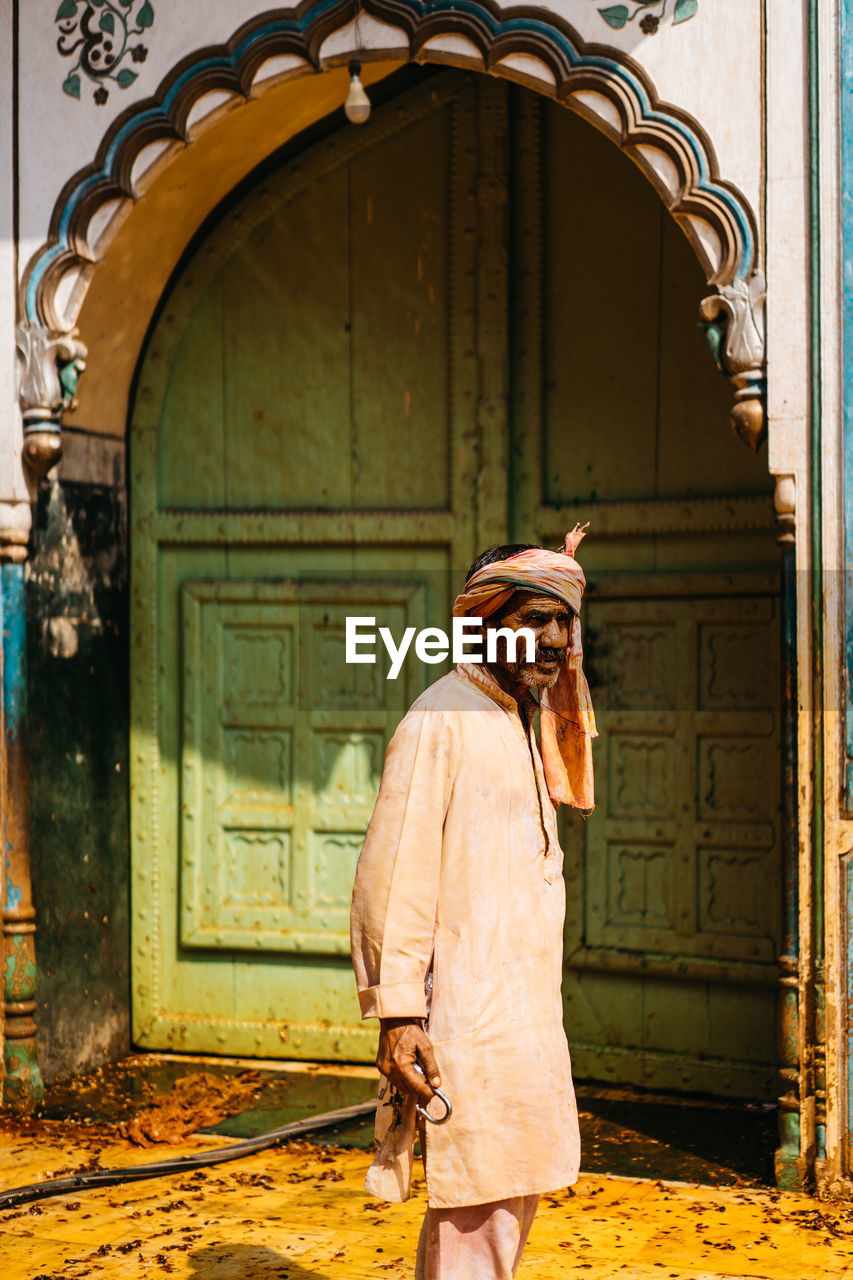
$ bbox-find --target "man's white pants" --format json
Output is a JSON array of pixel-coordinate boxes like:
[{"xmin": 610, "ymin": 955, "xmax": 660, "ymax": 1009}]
[{"xmin": 414, "ymin": 1195, "xmax": 540, "ymax": 1279}]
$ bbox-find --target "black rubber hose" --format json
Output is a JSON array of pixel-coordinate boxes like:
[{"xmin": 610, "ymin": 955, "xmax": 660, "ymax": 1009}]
[{"xmin": 0, "ymin": 1098, "xmax": 378, "ymax": 1211}]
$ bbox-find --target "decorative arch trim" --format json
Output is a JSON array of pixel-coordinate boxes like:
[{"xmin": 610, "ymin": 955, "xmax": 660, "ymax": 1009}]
[
  {"xmin": 15, "ymin": 0, "xmax": 767, "ymax": 459},
  {"xmin": 23, "ymin": 0, "xmax": 759, "ymax": 330}
]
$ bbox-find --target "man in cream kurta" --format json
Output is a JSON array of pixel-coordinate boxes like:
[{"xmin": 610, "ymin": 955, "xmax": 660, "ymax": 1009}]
[{"xmin": 350, "ymin": 535, "xmax": 596, "ymax": 1280}]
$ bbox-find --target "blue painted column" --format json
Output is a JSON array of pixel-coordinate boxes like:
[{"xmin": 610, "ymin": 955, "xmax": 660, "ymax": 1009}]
[{"xmin": 1, "ymin": 556, "xmax": 43, "ymax": 1103}]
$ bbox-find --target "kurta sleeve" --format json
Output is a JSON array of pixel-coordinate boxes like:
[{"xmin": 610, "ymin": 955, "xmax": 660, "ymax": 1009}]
[{"xmin": 350, "ymin": 706, "xmax": 458, "ymax": 1020}]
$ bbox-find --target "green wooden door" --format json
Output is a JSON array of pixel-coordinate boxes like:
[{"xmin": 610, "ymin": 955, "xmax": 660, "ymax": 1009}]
[
  {"xmin": 131, "ymin": 74, "xmax": 505, "ymax": 1059},
  {"xmin": 509, "ymin": 97, "xmax": 781, "ymax": 1098},
  {"xmin": 131, "ymin": 72, "xmax": 780, "ymax": 1094}
]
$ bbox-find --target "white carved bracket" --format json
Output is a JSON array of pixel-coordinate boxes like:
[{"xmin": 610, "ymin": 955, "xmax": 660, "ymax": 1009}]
[
  {"xmin": 774, "ymin": 473, "xmax": 796, "ymax": 546},
  {"xmin": 15, "ymin": 322, "xmax": 88, "ymax": 478},
  {"xmin": 0, "ymin": 501, "xmax": 33, "ymax": 564},
  {"xmin": 699, "ymin": 271, "xmax": 766, "ymax": 452}
]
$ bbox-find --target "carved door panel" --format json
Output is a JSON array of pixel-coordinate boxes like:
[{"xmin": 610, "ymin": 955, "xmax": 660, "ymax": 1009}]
[
  {"xmin": 179, "ymin": 580, "xmax": 424, "ymax": 957},
  {"xmin": 130, "ymin": 75, "xmax": 509, "ymax": 1059},
  {"xmin": 562, "ymin": 586, "xmax": 782, "ymax": 1096}
]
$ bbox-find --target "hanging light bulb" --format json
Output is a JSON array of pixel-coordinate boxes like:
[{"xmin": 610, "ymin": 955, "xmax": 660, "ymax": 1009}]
[{"xmin": 345, "ymin": 58, "xmax": 371, "ymax": 124}]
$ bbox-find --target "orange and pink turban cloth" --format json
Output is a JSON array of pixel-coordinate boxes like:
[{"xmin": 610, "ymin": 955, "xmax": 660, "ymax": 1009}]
[{"xmin": 452, "ymin": 524, "xmax": 598, "ymax": 811}]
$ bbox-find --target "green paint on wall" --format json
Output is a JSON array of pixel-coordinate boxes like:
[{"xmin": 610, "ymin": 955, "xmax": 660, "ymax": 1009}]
[
  {"xmin": 3, "ymin": 1041, "xmax": 44, "ymax": 1103},
  {"xmin": 5, "ymin": 936, "xmax": 37, "ymax": 1000}
]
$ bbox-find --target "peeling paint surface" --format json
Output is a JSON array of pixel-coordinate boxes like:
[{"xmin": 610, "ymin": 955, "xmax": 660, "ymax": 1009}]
[
  {"xmin": 4, "ymin": 934, "xmax": 37, "ymax": 998},
  {"xmin": 1, "ymin": 563, "xmax": 27, "ymax": 739},
  {"xmin": 2, "ymin": 1042, "xmax": 42, "ymax": 1103},
  {"xmin": 4, "ymin": 869, "xmax": 22, "ymax": 913},
  {"xmin": 27, "ymin": 474, "xmax": 130, "ymax": 1084}
]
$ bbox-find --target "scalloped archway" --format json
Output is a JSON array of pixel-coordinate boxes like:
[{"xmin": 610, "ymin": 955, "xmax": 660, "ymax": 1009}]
[{"xmin": 18, "ymin": 0, "xmax": 766, "ymax": 450}]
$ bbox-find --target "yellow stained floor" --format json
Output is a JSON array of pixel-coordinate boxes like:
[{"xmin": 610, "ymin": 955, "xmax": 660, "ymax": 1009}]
[{"xmin": 1, "ymin": 1122, "xmax": 853, "ymax": 1280}]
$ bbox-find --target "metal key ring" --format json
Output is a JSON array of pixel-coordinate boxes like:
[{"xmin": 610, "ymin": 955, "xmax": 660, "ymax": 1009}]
[{"xmin": 413, "ymin": 1062, "xmax": 453, "ymax": 1125}]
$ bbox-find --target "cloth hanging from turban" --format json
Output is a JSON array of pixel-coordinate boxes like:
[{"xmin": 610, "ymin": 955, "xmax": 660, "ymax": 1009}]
[{"xmin": 451, "ymin": 525, "xmax": 597, "ymax": 809}]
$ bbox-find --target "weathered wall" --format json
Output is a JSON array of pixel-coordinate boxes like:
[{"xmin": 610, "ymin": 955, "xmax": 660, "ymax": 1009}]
[{"xmin": 26, "ymin": 437, "xmax": 129, "ymax": 1082}]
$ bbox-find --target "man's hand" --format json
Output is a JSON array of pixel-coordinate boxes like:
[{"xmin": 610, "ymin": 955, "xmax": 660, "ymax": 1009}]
[{"xmin": 377, "ymin": 1017, "xmax": 441, "ymax": 1105}]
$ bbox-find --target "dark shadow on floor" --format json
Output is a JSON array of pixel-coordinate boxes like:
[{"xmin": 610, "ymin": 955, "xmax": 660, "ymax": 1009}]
[
  {"xmin": 575, "ymin": 1083, "xmax": 777, "ymax": 1187},
  {"xmin": 35, "ymin": 1054, "xmax": 779, "ymax": 1189},
  {"xmin": 187, "ymin": 1244, "xmax": 330, "ymax": 1279}
]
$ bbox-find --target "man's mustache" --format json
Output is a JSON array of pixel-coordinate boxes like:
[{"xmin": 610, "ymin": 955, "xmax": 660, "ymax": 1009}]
[{"xmin": 531, "ymin": 645, "xmax": 567, "ymax": 665}]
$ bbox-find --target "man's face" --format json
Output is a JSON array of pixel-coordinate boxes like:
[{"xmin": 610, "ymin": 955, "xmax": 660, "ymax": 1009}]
[{"xmin": 486, "ymin": 591, "xmax": 572, "ymax": 690}]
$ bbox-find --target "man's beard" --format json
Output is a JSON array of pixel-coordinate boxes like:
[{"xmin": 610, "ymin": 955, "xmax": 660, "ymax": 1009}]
[{"xmin": 506, "ymin": 645, "xmax": 567, "ymax": 690}]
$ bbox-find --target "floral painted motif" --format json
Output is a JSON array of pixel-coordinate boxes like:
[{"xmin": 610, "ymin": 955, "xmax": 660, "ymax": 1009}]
[
  {"xmin": 596, "ymin": 0, "xmax": 698, "ymax": 33},
  {"xmin": 55, "ymin": 0, "xmax": 154, "ymax": 105}
]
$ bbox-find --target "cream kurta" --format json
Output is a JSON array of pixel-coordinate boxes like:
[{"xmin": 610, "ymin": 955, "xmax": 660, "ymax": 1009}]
[{"xmin": 350, "ymin": 663, "xmax": 580, "ymax": 1210}]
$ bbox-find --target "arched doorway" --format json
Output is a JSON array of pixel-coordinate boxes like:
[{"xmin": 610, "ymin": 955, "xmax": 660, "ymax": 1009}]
[{"xmin": 129, "ymin": 67, "xmax": 779, "ymax": 1100}]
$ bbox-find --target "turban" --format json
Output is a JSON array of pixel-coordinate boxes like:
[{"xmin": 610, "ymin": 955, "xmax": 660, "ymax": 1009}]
[{"xmin": 452, "ymin": 525, "xmax": 597, "ymax": 810}]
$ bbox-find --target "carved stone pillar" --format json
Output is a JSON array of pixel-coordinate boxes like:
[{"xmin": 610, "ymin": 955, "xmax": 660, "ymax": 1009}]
[
  {"xmin": 773, "ymin": 474, "xmax": 802, "ymax": 1186},
  {"xmin": 0, "ymin": 557, "xmax": 43, "ymax": 1104},
  {"xmin": 700, "ymin": 272, "xmax": 766, "ymax": 452},
  {"xmin": 0, "ymin": 500, "xmax": 42, "ymax": 1105},
  {"xmin": 0, "ymin": 322, "xmax": 84, "ymax": 1105}
]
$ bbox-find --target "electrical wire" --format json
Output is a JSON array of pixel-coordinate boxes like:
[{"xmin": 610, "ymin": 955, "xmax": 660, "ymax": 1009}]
[{"xmin": 0, "ymin": 1097, "xmax": 377, "ymax": 1211}]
